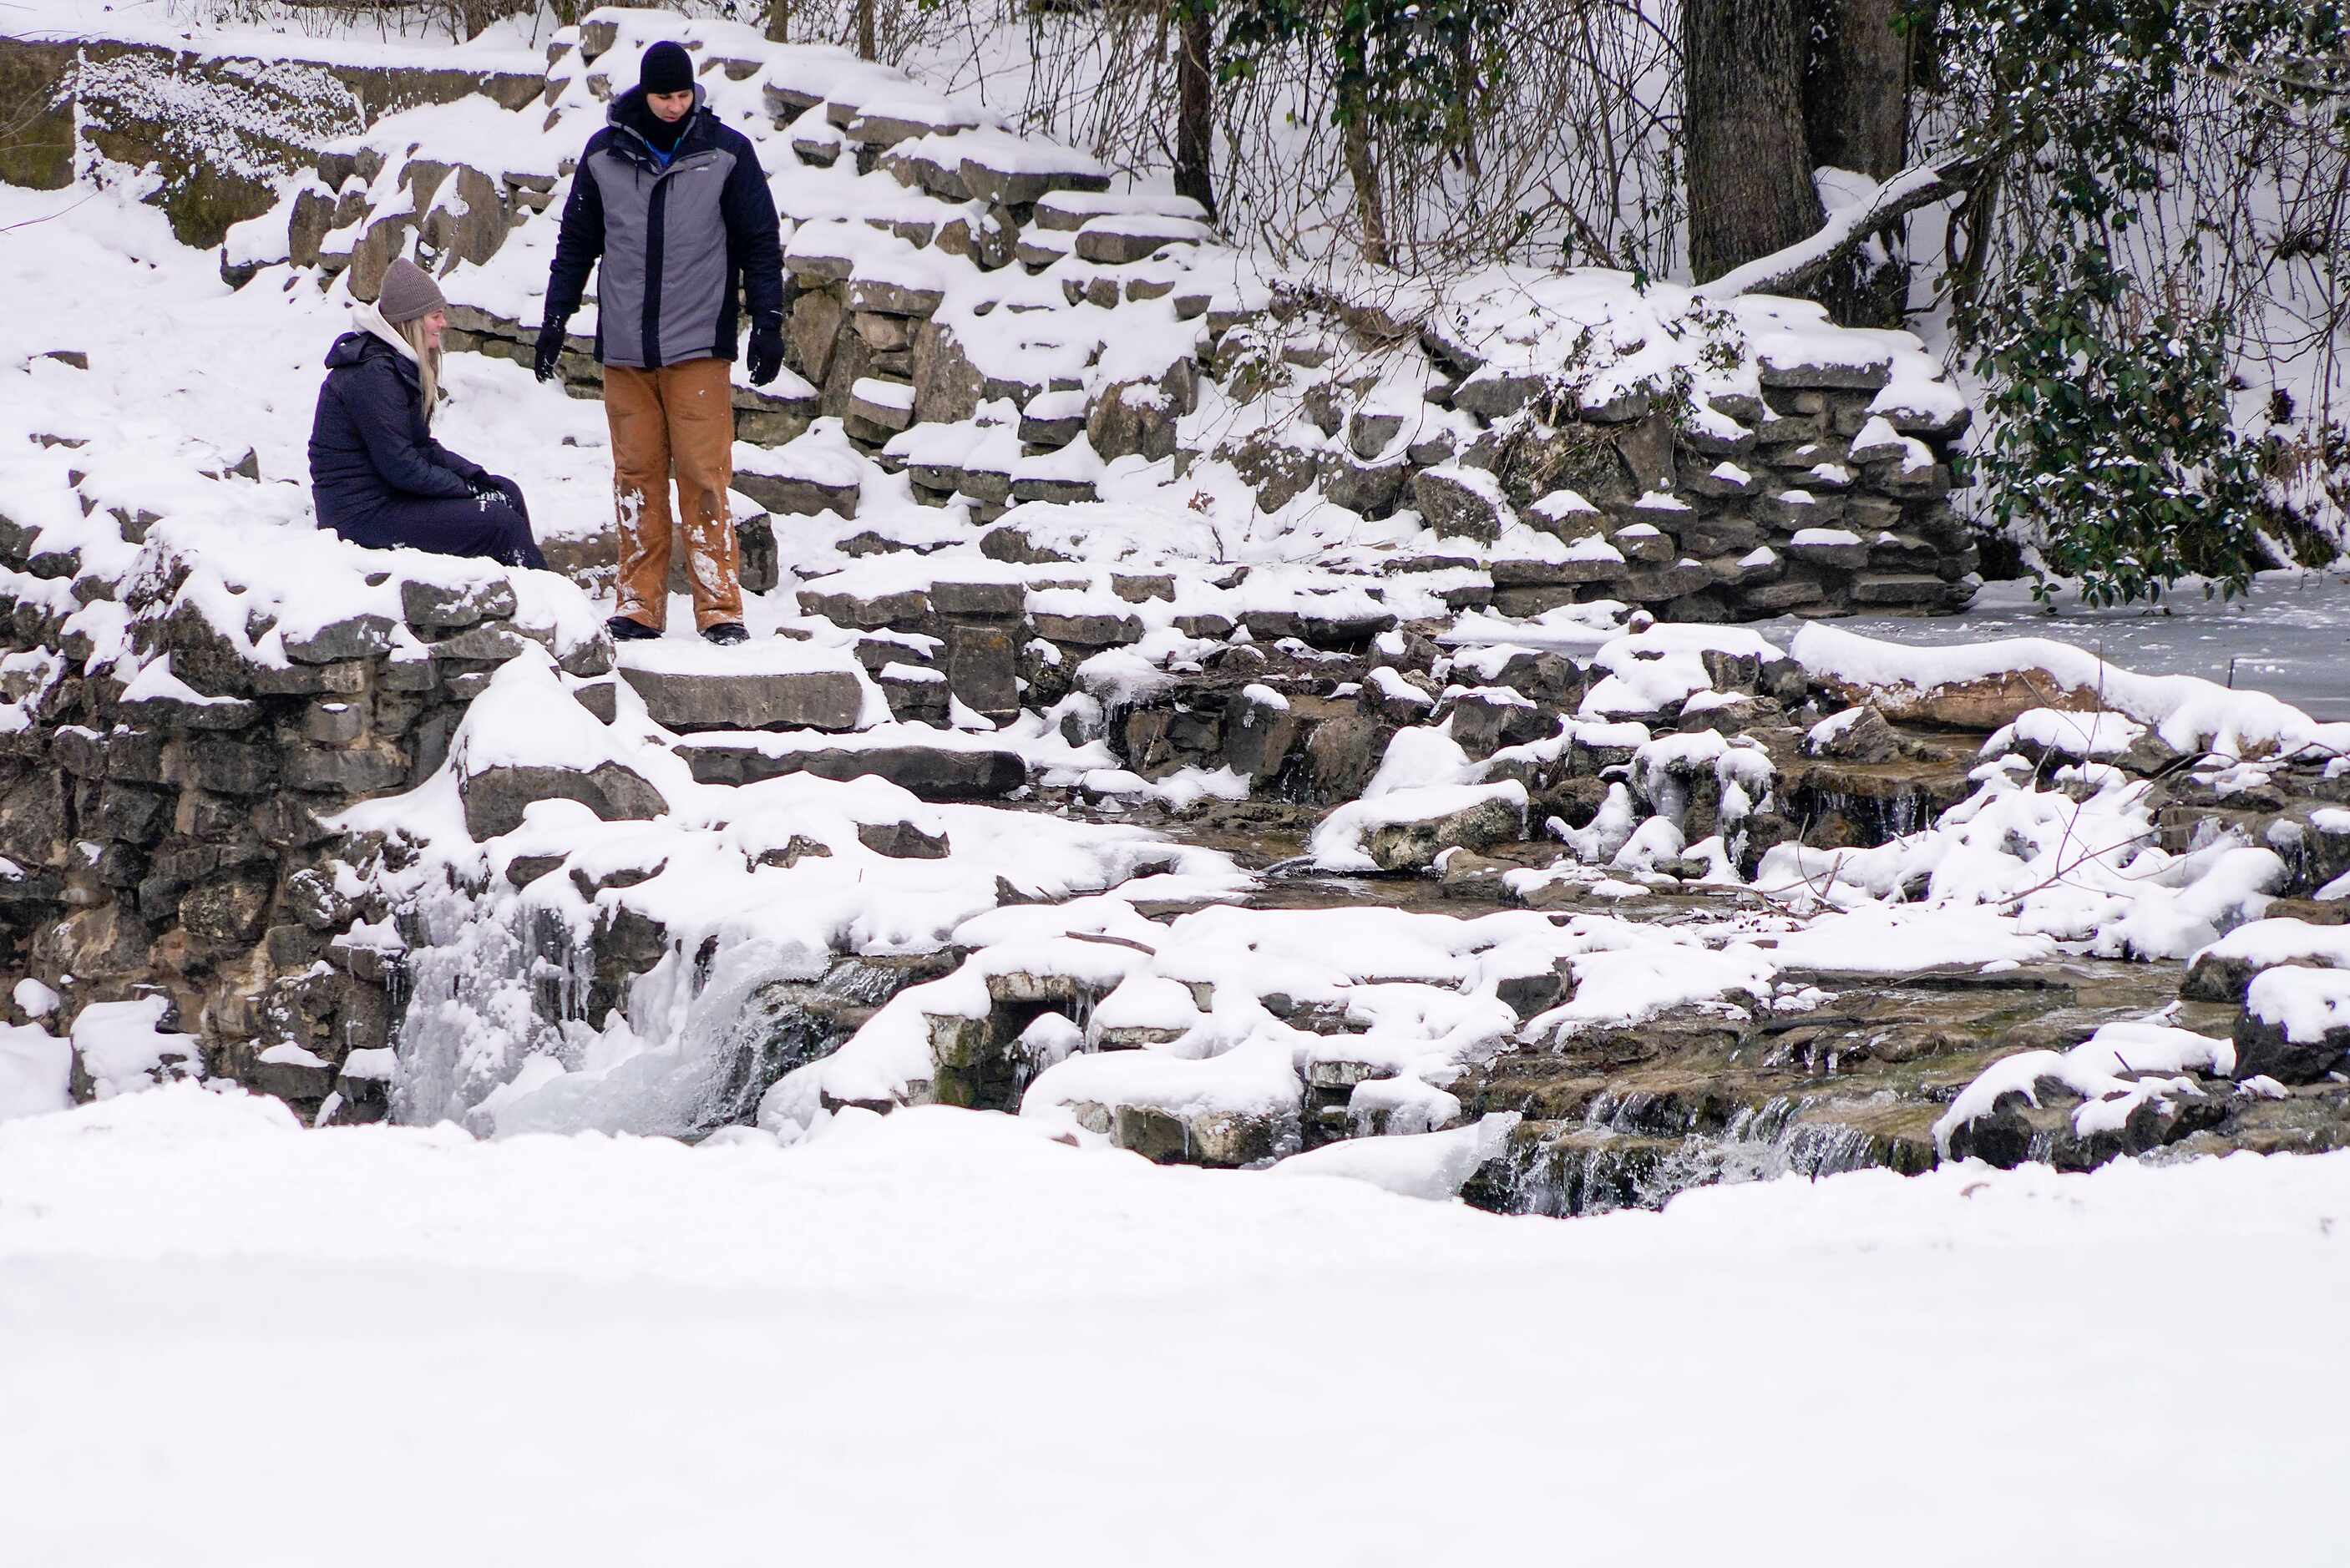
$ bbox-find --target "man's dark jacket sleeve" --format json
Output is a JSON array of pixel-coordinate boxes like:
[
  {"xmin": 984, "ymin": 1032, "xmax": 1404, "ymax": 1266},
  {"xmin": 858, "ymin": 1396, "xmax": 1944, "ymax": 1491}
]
[
  {"xmin": 544, "ymin": 135, "xmax": 608, "ymax": 326},
  {"xmin": 721, "ymin": 132, "xmax": 785, "ymax": 330}
]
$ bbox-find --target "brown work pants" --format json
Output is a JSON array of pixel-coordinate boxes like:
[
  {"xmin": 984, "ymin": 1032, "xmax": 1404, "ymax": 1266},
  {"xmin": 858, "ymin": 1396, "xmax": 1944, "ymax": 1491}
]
[{"xmin": 606, "ymin": 357, "xmax": 741, "ymax": 631}]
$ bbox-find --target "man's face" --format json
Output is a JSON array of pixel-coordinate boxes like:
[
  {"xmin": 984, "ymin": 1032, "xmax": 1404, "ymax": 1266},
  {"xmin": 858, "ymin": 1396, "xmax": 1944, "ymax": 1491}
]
[{"xmin": 647, "ymin": 89, "xmax": 693, "ymax": 123}]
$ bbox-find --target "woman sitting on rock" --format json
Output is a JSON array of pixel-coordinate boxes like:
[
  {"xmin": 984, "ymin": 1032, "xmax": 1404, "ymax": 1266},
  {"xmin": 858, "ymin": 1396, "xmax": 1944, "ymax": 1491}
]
[{"xmin": 309, "ymin": 257, "xmax": 545, "ymax": 569}]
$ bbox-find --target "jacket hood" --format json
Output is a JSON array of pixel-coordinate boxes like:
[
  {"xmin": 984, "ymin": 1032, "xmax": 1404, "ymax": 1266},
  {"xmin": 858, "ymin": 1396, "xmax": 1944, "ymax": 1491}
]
[
  {"xmin": 609, "ymin": 83, "xmax": 708, "ymax": 149},
  {"xmin": 352, "ymin": 298, "xmax": 419, "ymax": 362},
  {"xmin": 325, "ymin": 330, "xmax": 393, "ymax": 371},
  {"xmin": 324, "ymin": 320, "xmax": 420, "ymax": 383}
]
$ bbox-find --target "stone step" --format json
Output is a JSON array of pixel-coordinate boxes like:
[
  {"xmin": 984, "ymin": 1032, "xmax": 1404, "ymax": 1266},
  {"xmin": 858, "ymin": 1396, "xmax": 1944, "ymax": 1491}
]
[
  {"xmin": 672, "ymin": 726, "xmax": 1028, "ymax": 800},
  {"xmin": 614, "ymin": 644, "xmax": 875, "ymax": 735},
  {"xmin": 1032, "ymin": 189, "xmax": 1211, "ymax": 234},
  {"xmin": 948, "ymin": 126, "xmax": 1111, "ymax": 206},
  {"xmin": 1072, "ymin": 212, "xmax": 1215, "ymax": 265},
  {"xmin": 735, "ymin": 468, "xmax": 861, "ymax": 521},
  {"xmin": 843, "ymin": 96, "xmax": 982, "ymax": 151}
]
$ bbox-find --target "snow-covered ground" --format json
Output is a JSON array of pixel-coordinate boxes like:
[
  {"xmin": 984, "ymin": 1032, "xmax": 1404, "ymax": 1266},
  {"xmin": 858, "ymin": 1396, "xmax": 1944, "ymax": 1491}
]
[
  {"xmin": 3, "ymin": 1085, "xmax": 2346, "ymax": 1566},
  {"xmin": 0, "ymin": 180, "xmax": 622, "ymax": 560}
]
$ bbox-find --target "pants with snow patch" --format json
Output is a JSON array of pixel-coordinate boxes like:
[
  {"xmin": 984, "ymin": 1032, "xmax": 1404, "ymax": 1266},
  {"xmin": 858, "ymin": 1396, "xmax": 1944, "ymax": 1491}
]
[
  {"xmin": 325, "ymin": 479, "xmax": 546, "ymax": 572},
  {"xmin": 605, "ymin": 357, "xmax": 741, "ymax": 631}
]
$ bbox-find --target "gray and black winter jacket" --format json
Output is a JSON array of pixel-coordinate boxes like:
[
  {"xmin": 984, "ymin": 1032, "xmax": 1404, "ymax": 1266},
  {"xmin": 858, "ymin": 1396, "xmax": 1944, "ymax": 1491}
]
[{"xmin": 544, "ymin": 85, "xmax": 785, "ymax": 370}]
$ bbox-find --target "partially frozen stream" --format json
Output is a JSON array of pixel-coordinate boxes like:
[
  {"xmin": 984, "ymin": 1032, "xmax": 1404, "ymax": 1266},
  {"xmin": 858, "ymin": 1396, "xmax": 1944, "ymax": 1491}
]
[{"xmin": 1765, "ymin": 571, "xmax": 2350, "ymax": 720}]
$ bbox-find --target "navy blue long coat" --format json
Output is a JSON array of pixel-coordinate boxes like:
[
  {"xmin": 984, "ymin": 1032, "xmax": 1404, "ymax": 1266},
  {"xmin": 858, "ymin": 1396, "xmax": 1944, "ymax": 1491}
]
[{"xmin": 307, "ymin": 331, "xmax": 544, "ymax": 569}]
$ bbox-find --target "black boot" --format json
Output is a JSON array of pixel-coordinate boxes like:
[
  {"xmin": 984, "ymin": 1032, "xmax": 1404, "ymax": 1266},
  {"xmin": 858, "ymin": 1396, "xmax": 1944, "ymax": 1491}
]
[
  {"xmin": 701, "ymin": 621, "xmax": 748, "ymax": 647},
  {"xmin": 606, "ymin": 615, "xmax": 661, "ymax": 641}
]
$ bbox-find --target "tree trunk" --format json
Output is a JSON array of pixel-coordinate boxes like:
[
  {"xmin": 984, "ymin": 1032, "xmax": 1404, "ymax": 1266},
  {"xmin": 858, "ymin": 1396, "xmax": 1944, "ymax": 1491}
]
[
  {"xmin": 1803, "ymin": 0, "xmax": 1911, "ymax": 180},
  {"xmin": 1173, "ymin": 3, "xmax": 1217, "ymax": 220},
  {"xmin": 858, "ymin": 0, "xmax": 875, "ymax": 60},
  {"xmin": 1340, "ymin": 97, "xmax": 1390, "ymax": 268},
  {"xmin": 1800, "ymin": 0, "xmax": 1915, "ymax": 323},
  {"xmin": 764, "ymin": 0, "xmax": 789, "ymax": 43},
  {"xmin": 1682, "ymin": 0, "xmax": 1824, "ymax": 285}
]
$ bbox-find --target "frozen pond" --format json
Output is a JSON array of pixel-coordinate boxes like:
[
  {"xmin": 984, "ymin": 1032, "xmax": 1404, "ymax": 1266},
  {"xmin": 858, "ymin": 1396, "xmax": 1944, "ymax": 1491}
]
[{"xmin": 1763, "ymin": 571, "xmax": 2350, "ymax": 720}]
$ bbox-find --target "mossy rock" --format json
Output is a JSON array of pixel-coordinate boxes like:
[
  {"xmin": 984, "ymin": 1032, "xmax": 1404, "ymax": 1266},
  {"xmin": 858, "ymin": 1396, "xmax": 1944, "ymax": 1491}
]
[{"xmin": 0, "ymin": 39, "xmax": 77, "ymax": 190}]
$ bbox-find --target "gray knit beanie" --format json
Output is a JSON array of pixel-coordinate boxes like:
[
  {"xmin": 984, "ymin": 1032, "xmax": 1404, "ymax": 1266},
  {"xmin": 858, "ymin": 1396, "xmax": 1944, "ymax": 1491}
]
[{"xmin": 377, "ymin": 257, "xmax": 446, "ymax": 325}]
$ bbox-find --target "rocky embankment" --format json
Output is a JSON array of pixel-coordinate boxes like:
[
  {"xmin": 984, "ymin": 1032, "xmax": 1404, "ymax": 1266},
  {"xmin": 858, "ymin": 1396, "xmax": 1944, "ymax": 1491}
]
[
  {"xmin": 737, "ymin": 613, "xmax": 2350, "ymax": 1211},
  {"xmin": 5, "ymin": 8, "xmax": 2346, "ymax": 1211},
  {"xmin": 0, "ymin": 508, "xmax": 611, "ymax": 1110},
  {"xmin": 4, "ymin": 455, "xmax": 2347, "ymax": 1205},
  {"xmin": 0, "ymin": 28, "xmax": 541, "ymax": 244},
  {"xmin": 221, "ymin": 6, "xmax": 1982, "ymax": 620}
]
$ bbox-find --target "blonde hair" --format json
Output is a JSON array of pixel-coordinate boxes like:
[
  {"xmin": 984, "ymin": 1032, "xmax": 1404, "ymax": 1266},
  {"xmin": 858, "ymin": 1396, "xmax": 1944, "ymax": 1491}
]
[{"xmin": 399, "ymin": 314, "xmax": 443, "ymax": 427}]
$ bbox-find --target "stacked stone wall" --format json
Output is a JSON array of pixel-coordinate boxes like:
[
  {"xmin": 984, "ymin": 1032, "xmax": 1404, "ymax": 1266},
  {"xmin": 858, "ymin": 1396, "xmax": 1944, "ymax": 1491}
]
[
  {"xmin": 0, "ymin": 504, "xmax": 610, "ymax": 1115},
  {"xmin": 0, "ymin": 33, "xmax": 542, "ymax": 245}
]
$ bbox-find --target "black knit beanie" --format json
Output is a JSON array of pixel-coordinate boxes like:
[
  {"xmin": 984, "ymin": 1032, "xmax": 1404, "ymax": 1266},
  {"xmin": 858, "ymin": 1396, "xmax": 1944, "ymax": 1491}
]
[{"xmin": 640, "ymin": 42, "xmax": 693, "ymax": 96}]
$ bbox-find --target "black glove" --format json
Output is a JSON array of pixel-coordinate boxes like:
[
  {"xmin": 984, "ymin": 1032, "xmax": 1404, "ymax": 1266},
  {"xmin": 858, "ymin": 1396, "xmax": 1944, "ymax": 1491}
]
[
  {"xmin": 468, "ymin": 473, "xmax": 514, "ymax": 503},
  {"xmin": 533, "ymin": 321, "xmax": 568, "ymax": 383},
  {"xmin": 747, "ymin": 320, "xmax": 784, "ymax": 387}
]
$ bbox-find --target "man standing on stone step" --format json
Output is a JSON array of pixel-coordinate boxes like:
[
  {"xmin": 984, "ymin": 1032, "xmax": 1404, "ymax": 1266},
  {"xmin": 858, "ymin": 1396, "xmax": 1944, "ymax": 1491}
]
[{"xmin": 534, "ymin": 39, "xmax": 785, "ymax": 648}]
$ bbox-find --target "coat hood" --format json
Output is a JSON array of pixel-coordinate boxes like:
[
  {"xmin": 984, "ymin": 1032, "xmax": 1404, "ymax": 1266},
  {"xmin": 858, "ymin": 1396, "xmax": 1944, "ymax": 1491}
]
[
  {"xmin": 324, "ymin": 316, "xmax": 421, "ymax": 390},
  {"xmin": 324, "ymin": 329, "xmax": 397, "ymax": 372},
  {"xmin": 352, "ymin": 298, "xmax": 419, "ymax": 362}
]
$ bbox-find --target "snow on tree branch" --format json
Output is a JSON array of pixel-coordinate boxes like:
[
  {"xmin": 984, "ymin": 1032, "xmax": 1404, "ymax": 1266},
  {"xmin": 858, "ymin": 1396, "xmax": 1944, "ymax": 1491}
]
[{"xmin": 1694, "ymin": 144, "xmax": 1998, "ymax": 304}]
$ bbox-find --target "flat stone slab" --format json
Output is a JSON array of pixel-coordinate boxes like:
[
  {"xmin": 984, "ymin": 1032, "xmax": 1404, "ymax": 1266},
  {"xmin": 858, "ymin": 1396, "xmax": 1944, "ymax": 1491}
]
[
  {"xmin": 675, "ymin": 728, "xmax": 1027, "ymax": 800},
  {"xmin": 1072, "ymin": 214, "xmax": 1215, "ymax": 265},
  {"xmin": 844, "ymin": 99, "xmax": 981, "ymax": 149},
  {"xmin": 459, "ymin": 760, "xmax": 667, "ymax": 841},
  {"xmin": 950, "ymin": 127, "xmax": 1111, "ymax": 206},
  {"xmin": 848, "ymin": 377, "xmax": 917, "ymax": 433},
  {"xmin": 736, "ymin": 470, "xmax": 860, "ymax": 519},
  {"xmin": 1034, "ymin": 190, "xmax": 1210, "ymax": 232},
  {"xmin": 615, "ymin": 645, "xmax": 872, "ymax": 734},
  {"xmin": 1755, "ymin": 341, "xmax": 1895, "ymax": 391}
]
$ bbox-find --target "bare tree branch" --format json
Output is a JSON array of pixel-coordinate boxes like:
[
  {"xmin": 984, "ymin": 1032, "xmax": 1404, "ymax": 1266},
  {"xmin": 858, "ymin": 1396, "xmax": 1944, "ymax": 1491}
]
[{"xmin": 1694, "ymin": 137, "xmax": 2006, "ymax": 301}]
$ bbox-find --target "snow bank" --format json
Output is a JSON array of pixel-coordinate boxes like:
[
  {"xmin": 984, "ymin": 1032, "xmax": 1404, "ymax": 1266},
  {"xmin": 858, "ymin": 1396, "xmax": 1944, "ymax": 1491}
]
[
  {"xmin": 3, "ymin": 1085, "xmax": 2347, "ymax": 1565},
  {"xmin": 1269, "ymin": 1111, "xmax": 1519, "ymax": 1201},
  {"xmin": 1933, "ymin": 1019, "xmax": 2236, "ymax": 1155},
  {"xmin": 1794, "ymin": 623, "xmax": 2350, "ymax": 759},
  {"xmin": 0, "ymin": 1023, "xmax": 69, "ymax": 1123}
]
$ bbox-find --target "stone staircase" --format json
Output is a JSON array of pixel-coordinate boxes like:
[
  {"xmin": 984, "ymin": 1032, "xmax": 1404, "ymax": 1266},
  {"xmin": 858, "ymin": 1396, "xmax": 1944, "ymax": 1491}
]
[
  {"xmin": 260, "ymin": 6, "xmax": 1238, "ymax": 542},
  {"xmin": 225, "ymin": 6, "xmax": 1985, "ymax": 625},
  {"xmin": 607, "ymin": 636, "xmax": 1027, "ymax": 800}
]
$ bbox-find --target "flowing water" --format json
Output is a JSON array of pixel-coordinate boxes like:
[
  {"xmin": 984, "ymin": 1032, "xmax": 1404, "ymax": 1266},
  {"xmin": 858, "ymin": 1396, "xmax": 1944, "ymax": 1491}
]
[
  {"xmin": 1490, "ymin": 1091, "xmax": 1928, "ymax": 1218},
  {"xmin": 387, "ymin": 879, "xmax": 940, "ymax": 1138}
]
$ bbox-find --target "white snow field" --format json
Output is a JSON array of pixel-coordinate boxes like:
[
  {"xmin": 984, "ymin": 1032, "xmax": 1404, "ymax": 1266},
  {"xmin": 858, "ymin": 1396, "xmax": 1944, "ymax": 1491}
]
[{"xmin": 3, "ymin": 1085, "xmax": 2347, "ymax": 1567}]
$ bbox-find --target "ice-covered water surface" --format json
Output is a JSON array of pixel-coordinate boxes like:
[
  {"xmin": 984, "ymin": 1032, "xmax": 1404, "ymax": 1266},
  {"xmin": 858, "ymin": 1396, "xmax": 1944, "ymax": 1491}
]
[{"xmin": 1769, "ymin": 573, "xmax": 2350, "ymax": 719}]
